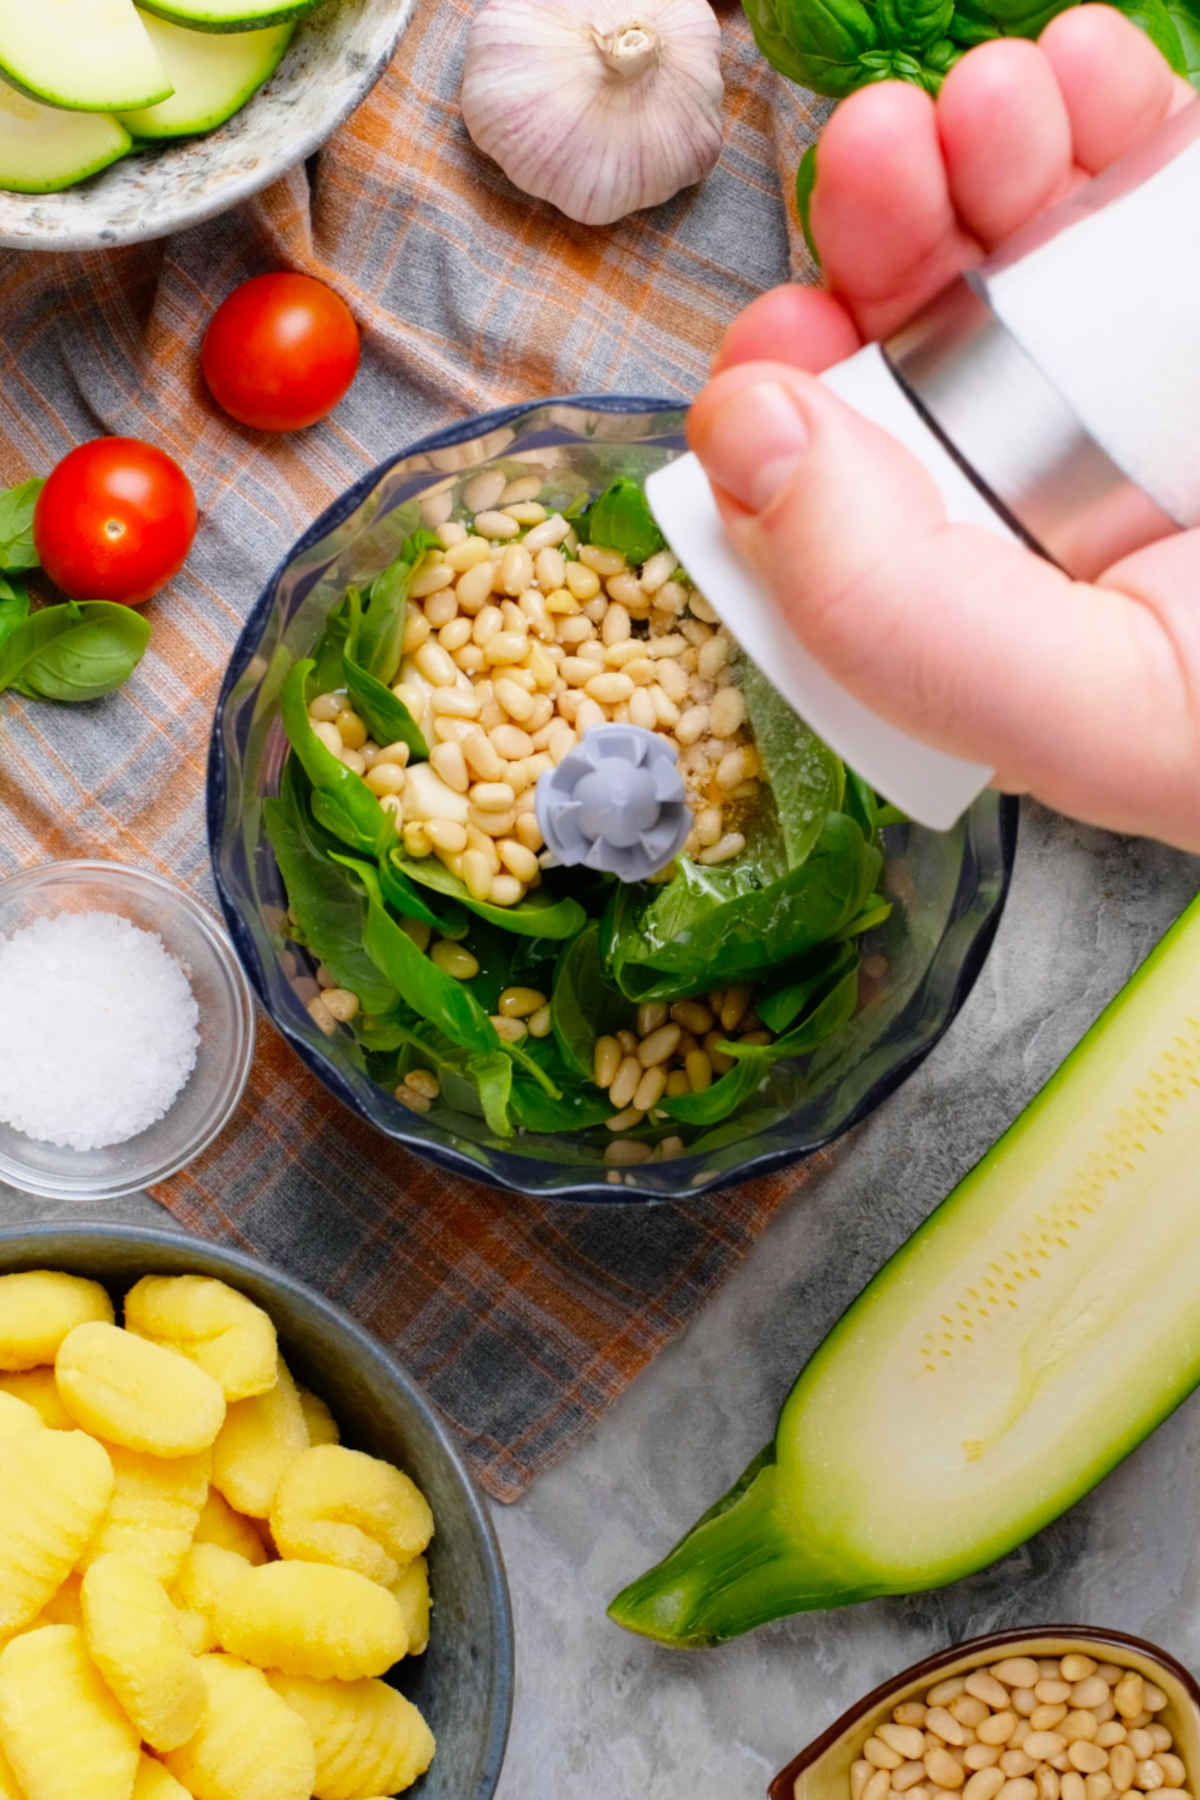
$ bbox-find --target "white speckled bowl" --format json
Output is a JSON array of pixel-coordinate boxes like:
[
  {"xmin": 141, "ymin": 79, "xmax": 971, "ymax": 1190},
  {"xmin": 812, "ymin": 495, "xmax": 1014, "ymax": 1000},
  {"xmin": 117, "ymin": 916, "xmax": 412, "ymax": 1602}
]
[{"xmin": 0, "ymin": 0, "xmax": 415, "ymax": 252}]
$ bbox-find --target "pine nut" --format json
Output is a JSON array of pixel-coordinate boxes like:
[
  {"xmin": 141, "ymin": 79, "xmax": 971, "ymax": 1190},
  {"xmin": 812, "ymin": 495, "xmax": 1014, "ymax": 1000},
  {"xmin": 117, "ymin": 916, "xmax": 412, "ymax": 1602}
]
[
  {"xmin": 395, "ymin": 1085, "xmax": 431, "ymax": 1112},
  {"xmin": 1038, "ymin": 1771, "xmax": 1061, "ymax": 1800},
  {"xmin": 403, "ymin": 612, "xmax": 432, "ymax": 653},
  {"xmin": 431, "ymin": 742, "xmax": 470, "ymax": 792},
  {"xmin": 430, "ymin": 940, "xmax": 479, "ymax": 980},
  {"xmin": 308, "ymin": 692, "xmax": 342, "ymax": 723},
  {"xmin": 636, "ymin": 1002, "xmax": 669, "ymax": 1035},
  {"xmin": 427, "ymin": 820, "xmax": 468, "ymax": 854},
  {"xmin": 605, "ymin": 1138, "xmax": 653, "ymax": 1167},
  {"xmin": 1137, "ymin": 1770, "xmax": 1164, "ymax": 1794},
  {"xmin": 340, "ymin": 749, "xmax": 366, "ymax": 775},
  {"xmin": 473, "ymin": 509, "xmax": 519, "ymax": 539},
  {"xmin": 884, "ymin": 1730, "xmax": 932, "ymax": 1763},
  {"xmin": 1096, "ymin": 1730, "xmax": 1127, "ymax": 1752},
  {"xmin": 685, "ymin": 1049, "xmax": 713, "ymax": 1092},
  {"xmin": 969, "ymin": 1678, "xmax": 1017, "ymax": 1711},
  {"xmin": 1025, "ymin": 1739, "xmax": 1067, "ymax": 1763},
  {"xmin": 928, "ymin": 1713, "xmax": 967, "ymax": 1749},
  {"xmin": 439, "ymin": 617, "xmax": 473, "ymax": 652},
  {"xmin": 495, "ymin": 677, "xmax": 535, "ymax": 721},
  {"xmin": 515, "ymin": 812, "xmax": 545, "ymax": 852},
  {"xmin": 525, "ymin": 515, "xmax": 571, "ymax": 551},
  {"xmin": 896, "ymin": 1767, "xmax": 929, "ymax": 1794},
  {"xmin": 699, "ymin": 832, "xmax": 746, "ymax": 865},
  {"xmin": 498, "ymin": 839, "xmax": 539, "ymax": 882},
  {"xmin": 709, "ymin": 685, "xmax": 746, "ymax": 737},
  {"xmin": 491, "ymin": 723, "xmax": 533, "ymax": 759},
  {"xmin": 579, "ymin": 544, "xmax": 626, "ymax": 577},
  {"xmin": 998, "ymin": 1784, "xmax": 1038, "ymax": 1800},
  {"xmin": 471, "ymin": 781, "xmax": 517, "ymax": 814},
  {"xmin": 1074, "ymin": 1684, "xmax": 1111, "ymax": 1712},
  {"xmin": 1033, "ymin": 1710, "xmax": 1069, "ymax": 1733},
  {"xmin": 1015, "ymin": 1696, "xmax": 1039, "ymax": 1719},
  {"xmin": 1115, "ymin": 1682, "xmax": 1145, "ymax": 1723},
  {"xmin": 366, "ymin": 762, "xmax": 407, "ymax": 797},
  {"xmin": 929, "ymin": 1684, "xmax": 968, "ymax": 1709},
  {"xmin": 609, "ymin": 1056, "xmax": 641, "ymax": 1110},
  {"xmin": 1064, "ymin": 1717, "xmax": 1099, "ymax": 1745},
  {"xmin": 979, "ymin": 1717, "xmax": 1019, "ymax": 1748},
  {"xmin": 638, "ymin": 1023, "xmax": 681, "ymax": 1067},
  {"xmin": 1068, "ymin": 1748, "xmax": 1108, "ymax": 1775},
  {"xmin": 564, "ymin": 562, "xmax": 601, "ymax": 600},
  {"xmin": 484, "ymin": 630, "xmax": 528, "ymax": 667},
  {"xmin": 1148, "ymin": 1733, "xmax": 1172, "ymax": 1755},
  {"xmin": 445, "ymin": 537, "xmax": 493, "ymax": 573},
  {"xmin": 456, "ymin": 560, "xmax": 496, "ymax": 612},
  {"xmin": 1143, "ymin": 1692, "xmax": 1167, "ymax": 1716},
  {"xmin": 410, "ymin": 562, "xmax": 455, "ymax": 599},
  {"xmin": 528, "ymin": 1004, "xmax": 552, "ymax": 1038},
  {"xmin": 994, "ymin": 1665, "xmax": 1043, "ymax": 1691},
  {"xmin": 431, "ymin": 687, "xmax": 481, "ymax": 718},
  {"xmin": 926, "ymin": 1752, "xmax": 965, "ymax": 1789},
  {"xmin": 585, "ymin": 671, "xmax": 634, "ymax": 705},
  {"xmin": 1038, "ymin": 1687, "xmax": 1074, "ymax": 1708},
  {"xmin": 1111, "ymin": 1750, "xmax": 1137, "ymax": 1792},
  {"xmin": 305, "ymin": 994, "xmax": 337, "ymax": 1035},
  {"xmin": 311, "ymin": 720, "xmax": 343, "ymax": 755},
  {"xmin": 1004, "ymin": 1754, "xmax": 1036, "ymax": 1777},
  {"xmin": 1130, "ymin": 1738, "xmax": 1156, "ymax": 1764},
  {"xmin": 498, "ymin": 986, "xmax": 546, "ymax": 1019},
  {"xmin": 867, "ymin": 1742, "xmax": 905, "ymax": 1773},
  {"xmin": 968, "ymin": 1749, "xmax": 1004, "ymax": 1773},
  {"xmin": 404, "ymin": 1068, "xmax": 440, "ymax": 1100},
  {"xmin": 965, "ymin": 1773, "xmax": 1006, "ymax": 1800},
  {"xmin": 633, "ymin": 1066, "xmax": 667, "ymax": 1113},
  {"xmin": 462, "ymin": 850, "xmax": 493, "ymax": 900},
  {"xmin": 1060, "ymin": 1661, "xmax": 1097, "ymax": 1684},
  {"xmin": 594, "ymin": 1035, "xmax": 621, "ymax": 1088}
]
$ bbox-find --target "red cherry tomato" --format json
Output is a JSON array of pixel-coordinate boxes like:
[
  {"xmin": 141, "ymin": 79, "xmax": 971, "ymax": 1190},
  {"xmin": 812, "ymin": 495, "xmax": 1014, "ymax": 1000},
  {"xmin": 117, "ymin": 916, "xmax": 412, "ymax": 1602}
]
[
  {"xmin": 33, "ymin": 438, "xmax": 197, "ymax": 607},
  {"xmin": 202, "ymin": 272, "xmax": 361, "ymax": 433}
]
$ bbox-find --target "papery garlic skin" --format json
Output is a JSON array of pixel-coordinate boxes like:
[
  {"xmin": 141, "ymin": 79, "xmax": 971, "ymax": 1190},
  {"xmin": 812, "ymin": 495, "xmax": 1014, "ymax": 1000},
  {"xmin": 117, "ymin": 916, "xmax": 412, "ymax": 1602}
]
[{"xmin": 462, "ymin": 0, "xmax": 725, "ymax": 227}]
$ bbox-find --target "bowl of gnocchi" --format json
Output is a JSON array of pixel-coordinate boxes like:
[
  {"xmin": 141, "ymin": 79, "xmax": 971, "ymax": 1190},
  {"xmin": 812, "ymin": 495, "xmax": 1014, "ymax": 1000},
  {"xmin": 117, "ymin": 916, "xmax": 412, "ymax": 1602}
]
[{"xmin": 0, "ymin": 1221, "xmax": 513, "ymax": 1800}]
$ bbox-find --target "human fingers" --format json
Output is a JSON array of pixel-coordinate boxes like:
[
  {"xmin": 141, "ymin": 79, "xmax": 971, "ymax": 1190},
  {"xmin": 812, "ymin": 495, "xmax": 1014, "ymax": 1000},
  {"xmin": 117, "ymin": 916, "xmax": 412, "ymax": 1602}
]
[
  {"xmin": 936, "ymin": 39, "xmax": 1075, "ymax": 246},
  {"xmin": 711, "ymin": 285, "xmax": 860, "ymax": 375},
  {"xmin": 1039, "ymin": 5, "xmax": 1188, "ymax": 172},
  {"xmin": 687, "ymin": 362, "xmax": 1200, "ymax": 846},
  {"xmin": 809, "ymin": 80, "xmax": 981, "ymax": 341}
]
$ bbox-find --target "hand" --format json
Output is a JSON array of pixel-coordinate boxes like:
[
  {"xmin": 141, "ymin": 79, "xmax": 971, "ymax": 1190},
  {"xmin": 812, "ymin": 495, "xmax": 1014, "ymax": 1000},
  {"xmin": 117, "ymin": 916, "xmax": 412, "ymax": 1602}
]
[{"xmin": 692, "ymin": 10, "xmax": 1200, "ymax": 849}]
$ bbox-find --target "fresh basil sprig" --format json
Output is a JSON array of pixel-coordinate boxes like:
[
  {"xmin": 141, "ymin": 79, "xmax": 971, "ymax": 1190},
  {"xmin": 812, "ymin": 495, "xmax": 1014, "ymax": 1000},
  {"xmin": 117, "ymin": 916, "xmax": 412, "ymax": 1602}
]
[
  {"xmin": 0, "ymin": 601, "xmax": 149, "ymax": 703},
  {"xmin": 0, "ymin": 480, "xmax": 44, "ymax": 574}
]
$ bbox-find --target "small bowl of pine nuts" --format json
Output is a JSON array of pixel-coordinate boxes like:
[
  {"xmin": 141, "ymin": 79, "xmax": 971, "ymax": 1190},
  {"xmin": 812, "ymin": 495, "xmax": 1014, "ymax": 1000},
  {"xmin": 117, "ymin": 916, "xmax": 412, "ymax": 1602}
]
[
  {"xmin": 770, "ymin": 1630, "xmax": 1200, "ymax": 1800},
  {"xmin": 209, "ymin": 395, "xmax": 1017, "ymax": 1202}
]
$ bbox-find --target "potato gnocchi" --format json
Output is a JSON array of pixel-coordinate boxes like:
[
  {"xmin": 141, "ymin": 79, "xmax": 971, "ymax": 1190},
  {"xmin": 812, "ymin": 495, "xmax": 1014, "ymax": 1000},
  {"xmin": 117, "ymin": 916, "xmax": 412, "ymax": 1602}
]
[{"xmin": 0, "ymin": 1269, "xmax": 436, "ymax": 1798}]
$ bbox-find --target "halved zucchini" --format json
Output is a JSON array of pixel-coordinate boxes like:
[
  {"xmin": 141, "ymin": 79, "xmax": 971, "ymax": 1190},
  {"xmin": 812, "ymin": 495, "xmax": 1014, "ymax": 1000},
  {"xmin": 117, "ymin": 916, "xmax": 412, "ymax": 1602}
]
[
  {"xmin": 135, "ymin": 0, "xmax": 318, "ymax": 34},
  {"xmin": 610, "ymin": 892, "xmax": 1200, "ymax": 1644},
  {"xmin": 0, "ymin": 84, "xmax": 131, "ymax": 191},
  {"xmin": 0, "ymin": 0, "xmax": 171, "ymax": 111},
  {"xmin": 120, "ymin": 13, "xmax": 293, "ymax": 138}
]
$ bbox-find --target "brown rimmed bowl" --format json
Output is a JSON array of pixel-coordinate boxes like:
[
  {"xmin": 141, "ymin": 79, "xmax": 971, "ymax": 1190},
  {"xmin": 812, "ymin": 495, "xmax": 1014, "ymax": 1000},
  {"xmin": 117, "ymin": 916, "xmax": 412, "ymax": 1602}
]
[{"xmin": 771, "ymin": 1627, "xmax": 1200, "ymax": 1800}]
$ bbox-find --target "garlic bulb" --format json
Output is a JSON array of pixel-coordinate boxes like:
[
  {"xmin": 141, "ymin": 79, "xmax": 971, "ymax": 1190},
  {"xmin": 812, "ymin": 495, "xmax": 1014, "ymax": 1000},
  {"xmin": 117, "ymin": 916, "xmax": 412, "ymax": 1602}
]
[{"xmin": 461, "ymin": 0, "xmax": 725, "ymax": 227}]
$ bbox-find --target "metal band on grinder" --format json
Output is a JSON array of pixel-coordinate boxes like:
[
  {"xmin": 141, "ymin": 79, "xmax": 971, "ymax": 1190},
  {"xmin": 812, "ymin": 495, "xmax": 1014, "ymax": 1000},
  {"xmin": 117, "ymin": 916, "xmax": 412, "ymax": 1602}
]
[{"xmin": 645, "ymin": 343, "xmax": 996, "ymax": 832}]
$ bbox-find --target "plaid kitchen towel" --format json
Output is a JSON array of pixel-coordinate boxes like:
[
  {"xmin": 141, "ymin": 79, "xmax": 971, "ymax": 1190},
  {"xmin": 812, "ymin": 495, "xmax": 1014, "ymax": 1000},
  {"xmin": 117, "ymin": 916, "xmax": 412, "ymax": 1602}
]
[{"xmin": 0, "ymin": 0, "xmax": 827, "ymax": 1501}]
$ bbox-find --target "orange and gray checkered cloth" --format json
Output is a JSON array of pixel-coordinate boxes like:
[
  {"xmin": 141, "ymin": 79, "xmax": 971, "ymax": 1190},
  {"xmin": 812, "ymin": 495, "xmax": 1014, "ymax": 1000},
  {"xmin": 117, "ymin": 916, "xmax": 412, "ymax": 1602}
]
[{"xmin": 0, "ymin": 1, "xmax": 826, "ymax": 1501}]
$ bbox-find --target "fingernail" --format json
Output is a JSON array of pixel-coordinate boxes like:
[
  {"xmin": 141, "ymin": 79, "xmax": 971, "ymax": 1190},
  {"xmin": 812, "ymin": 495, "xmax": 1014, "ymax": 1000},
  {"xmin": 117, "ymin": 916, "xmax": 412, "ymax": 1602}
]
[{"xmin": 696, "ymin": 381, "xmax": 809, "ymax": 514}]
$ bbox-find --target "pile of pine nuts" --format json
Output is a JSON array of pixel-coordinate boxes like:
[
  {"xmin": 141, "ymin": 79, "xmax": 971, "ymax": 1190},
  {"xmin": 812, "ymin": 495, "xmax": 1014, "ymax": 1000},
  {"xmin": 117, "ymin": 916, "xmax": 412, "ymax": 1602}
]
[
  {"xmin": 305, "ymin": 467, "xmax": 761, "ymax": 914},
  {"xmin": 850, "ymin": 1653, "xmax": 1189, "ymax": 1800}
]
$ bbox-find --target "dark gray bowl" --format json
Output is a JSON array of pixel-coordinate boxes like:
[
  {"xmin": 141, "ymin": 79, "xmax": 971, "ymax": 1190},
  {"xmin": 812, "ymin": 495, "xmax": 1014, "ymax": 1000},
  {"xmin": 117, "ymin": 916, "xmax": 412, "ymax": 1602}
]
[{"xmin": 0, "ymin": 1222, "xmax": 512, "ymax": 1800}]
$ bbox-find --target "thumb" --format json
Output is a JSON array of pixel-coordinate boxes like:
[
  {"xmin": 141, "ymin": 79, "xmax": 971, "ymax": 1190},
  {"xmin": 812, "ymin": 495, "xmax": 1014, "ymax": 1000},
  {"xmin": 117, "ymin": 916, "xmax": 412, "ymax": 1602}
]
[{"xmin": 687, "ymin": 361, "xmax": 1200, "ymax": 847}]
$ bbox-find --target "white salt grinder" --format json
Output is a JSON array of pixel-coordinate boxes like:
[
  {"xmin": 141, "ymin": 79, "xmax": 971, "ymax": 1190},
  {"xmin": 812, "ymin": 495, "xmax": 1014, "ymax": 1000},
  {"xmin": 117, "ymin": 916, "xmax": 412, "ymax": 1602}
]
[{"xmin": 647, "ymin": 98, "xmax": 1200, "ymax": 830}]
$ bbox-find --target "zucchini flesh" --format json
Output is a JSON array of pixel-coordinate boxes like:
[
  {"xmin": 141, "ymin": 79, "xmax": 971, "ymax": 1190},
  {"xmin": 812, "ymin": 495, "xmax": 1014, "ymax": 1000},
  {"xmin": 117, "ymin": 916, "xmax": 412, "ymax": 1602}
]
[
  {"xmin": 610, "ymin": 891, "xmax": 1200, "ymax": 1645},
  {"xmin": 0, "ymin": 85, "xmax": 130, "ymax": 191},
  {"xmin": 0, "ymin": 0, "xmax": 171, "ymax": 111},
  {"xmin": 120, "ymin": 14, "xmax": 293, "ymax": 138}
]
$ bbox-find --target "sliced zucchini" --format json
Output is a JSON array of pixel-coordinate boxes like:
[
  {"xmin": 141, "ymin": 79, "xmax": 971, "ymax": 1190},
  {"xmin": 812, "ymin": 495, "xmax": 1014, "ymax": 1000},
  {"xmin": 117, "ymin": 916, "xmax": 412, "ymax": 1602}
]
[
  {"xmin": 610, "ymin": 892, "xmax": 1200, "ymax": 1644},
  {"xmin": 135, "ymin": 0, "xmax": 317, "ymax": 34},
  {"xmin": 0, "ymin": 0, "xmax": 171, "ymax": 111},
  {"xmin": 0, "ymin": 84, "xmax": 130, "ymax": 192},
  {"xmin": 120, "ymin": 13, "xmax": 293, "ymax": 138}
]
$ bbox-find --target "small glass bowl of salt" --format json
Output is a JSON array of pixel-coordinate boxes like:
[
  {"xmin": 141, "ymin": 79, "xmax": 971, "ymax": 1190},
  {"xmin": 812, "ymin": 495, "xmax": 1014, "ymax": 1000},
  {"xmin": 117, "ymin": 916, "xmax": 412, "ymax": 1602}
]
[{"xmin": 0, "ymin": 861, "xmax": 255, "ymax": 1201}]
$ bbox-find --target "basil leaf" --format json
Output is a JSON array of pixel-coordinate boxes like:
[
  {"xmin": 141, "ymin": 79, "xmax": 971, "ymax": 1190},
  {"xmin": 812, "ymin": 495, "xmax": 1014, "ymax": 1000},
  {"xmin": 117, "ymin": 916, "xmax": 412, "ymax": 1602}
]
[
  {"xmin": 343, "ymin": 856, "xmax": 500, "ymax": 1058},
  {"xmin": 0, "ymin": 577, "xmax": 31, "ymax": 652},
  {"xmin": 756, "ymin": 939, "xmax": 858, "ymax": 1035},
  {"xmin": 282, "ymin": 659, "xmax": 396, "ymax": 858},
  {"xmin": 795, "ymin": 144, "xmax": 820, "ymax": 266},
  {"xmin": 471, "ymin": 1050, "xmax": 515, "ymax": 1137},
  {"xmin": 0, "ymin": 480, "xmax": 44, "ymax": 573},
  {"xmin": 550, "ymin": 924, "xmax": 629, "ymax": 1080},
  {"xmin": 507, "ymin": 1077, "xmax": 614, "ymax": 1133},
  {"xmin": 663, "ymin": 961, "xmax": 859, "ymax": 1125},
  {"xmin": 581, "ymin": 480, "xmax": 666, "ymax": 566},
  {"xmin": 354, "ymin": 534, "xmax": 439, "ymax": 686},
  {"xmin": 604, "ymin": 814, "xmax": 881, "ymax": 1001},
  {"xmin": 310, "ymin": 590, "xmax": 357, "ymax": 697},
  {"xmin": 376, "ymin": 849, "xmax": 467, "ymax": 936},
  {"xmin": 740, "ymin": 659, "xmax": 842, "ymax": 869},
  {"xmin": 0, "ymin": 602, "xmax": 149, "ymax": 702},
  {"xmin": 387, "ymin": 848, "xmax": 588, "ymax": 940},
  {"xmin": 264, "ymin": 766, "xmax": 398, "ymax": 1015},
  {"xmin": 342, "ymin": 657, "xmax": 427, "ymax": 761}
]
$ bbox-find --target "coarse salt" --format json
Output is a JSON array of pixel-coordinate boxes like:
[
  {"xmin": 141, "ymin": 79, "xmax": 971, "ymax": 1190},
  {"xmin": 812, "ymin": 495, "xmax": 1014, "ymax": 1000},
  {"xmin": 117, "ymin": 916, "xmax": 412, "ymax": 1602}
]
[{"xmin": 0, "ymin": 910, "xmax": 200, "ymax": 1152}]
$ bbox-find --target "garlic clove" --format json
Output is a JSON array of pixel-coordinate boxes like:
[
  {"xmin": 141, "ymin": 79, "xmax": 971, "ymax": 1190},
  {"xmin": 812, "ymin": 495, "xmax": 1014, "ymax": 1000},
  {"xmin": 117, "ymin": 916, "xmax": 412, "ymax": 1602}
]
[{"xmin": 462, "ymin": 0, "xmax": 725, "ymax": 227}]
